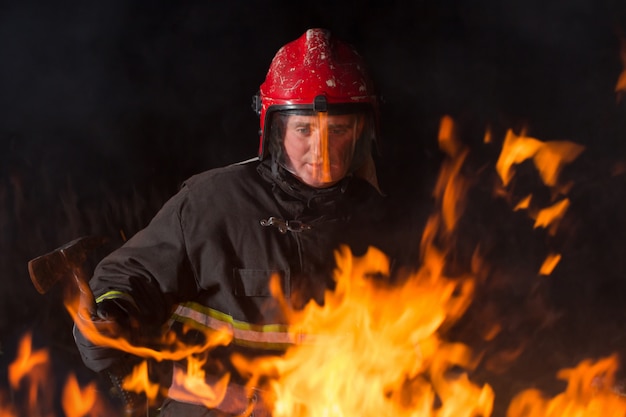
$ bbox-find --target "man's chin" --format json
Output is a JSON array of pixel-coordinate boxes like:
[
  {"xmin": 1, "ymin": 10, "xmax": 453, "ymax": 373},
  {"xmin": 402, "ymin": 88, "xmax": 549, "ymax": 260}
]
[
  {"xmin": 301, "ymin": 176, "xmax": 341, "ymax": 188},
  {"xmin": 286, "ymin": 166, "xmax": 345, "ymax": 188}
]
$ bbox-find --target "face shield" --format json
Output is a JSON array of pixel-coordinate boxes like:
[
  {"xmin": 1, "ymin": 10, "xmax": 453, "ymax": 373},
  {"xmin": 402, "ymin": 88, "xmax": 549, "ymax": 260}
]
[{"xmin": 267, "ymin": 109, "xmax": 373, "ymax": 188}]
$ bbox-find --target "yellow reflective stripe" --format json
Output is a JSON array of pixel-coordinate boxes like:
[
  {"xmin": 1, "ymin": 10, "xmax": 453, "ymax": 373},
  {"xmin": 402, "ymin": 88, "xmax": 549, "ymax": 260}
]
[
  {"xmin": 95, "ymin": 290, "xmax": 138, "ymax": 310},
  {"xmin": 171, "ymin": 302, "xmax": 301, "ymax": 349}
]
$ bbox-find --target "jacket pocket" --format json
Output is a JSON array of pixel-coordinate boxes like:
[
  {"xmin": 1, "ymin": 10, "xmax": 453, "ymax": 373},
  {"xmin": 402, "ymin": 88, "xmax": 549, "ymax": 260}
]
[{"xmin": 232, "ymin": 268, "xmax": 290, "ymax": 297}]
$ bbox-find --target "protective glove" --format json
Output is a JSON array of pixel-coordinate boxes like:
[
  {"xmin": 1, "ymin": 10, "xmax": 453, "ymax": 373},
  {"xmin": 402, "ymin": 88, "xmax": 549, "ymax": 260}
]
[
  {"xmin": 73, "ymin": 297, "xmax": 140, "ymax": 372},
  {"xmin": 73, "ymin": 297, "xmax": 151, "ymax": 416}
]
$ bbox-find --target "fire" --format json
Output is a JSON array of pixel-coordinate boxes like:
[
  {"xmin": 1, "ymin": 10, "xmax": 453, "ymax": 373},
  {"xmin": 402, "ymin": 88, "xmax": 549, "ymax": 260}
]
[
  {"xmin": 507, "ymin": 355, "xmax": 626, "ymax": 417},
  {"xmin": 62, "ymin": 374, "xmax": 98, "ymax": 417},
  {"xmin": 495, "ymin": 130, "xmax": 584, "ymax": 189},
  {"xmin": 235, "ymin": 245, "xmax": 493, "ymax": 417},
  {"xmin": 66, "ymin": 287, "xmax": 233, "ymax": 363},
  {"xmin": 0, "ymin": 392, "xmax": 17, "ymax": 417},
  {"xmin": 534, "ymin": 198, "xmax": 570, "ymax": 235},
  {"xmin": 2, "ymin": 332, "xmax": 112, "ymax": 417},
  {"xmin": 494, "ymin": 128, "xmax": 584, "ymax": 276},
  {"xmin": 539, "ymin": 253, "xmax": 562, "ymax": 276},
  {"xmin": 228, "ymin": 116, "xmax": 494, "ymax": 417},
  {"xmin": 227, "ymin": 115, "xmax": 601, "ymax": 417},
  {"xmin": 616, "ymin": 37, "xmax": 626, "ymax": 95},
  {"xmin": 7, "ymin": 112, "xmax": 618, "ymax": 417},
  {"xmin": 436, "ymin": 115, "xmax": 470, "ymax": 232},
  {"xmin": 7, "ymin": 332, "xmax": 53, "ymax": 416},
  {"xmin": 121, "ymin": 360, "xmax": 163, "ymax": 405},
  {"xmin": 168, "ymin": 354, "xmax": 231, "ymax": 409}
]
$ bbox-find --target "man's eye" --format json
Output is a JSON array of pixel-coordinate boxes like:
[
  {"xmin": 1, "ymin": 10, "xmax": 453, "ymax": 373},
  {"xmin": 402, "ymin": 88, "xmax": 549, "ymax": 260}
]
[
  {"xmin": 296, "ymin": 127, "xmax": 310, "ymax": 134},
  {"xmin": 330, "ymin": 127, "xmax": 348, "ymax": 135}
]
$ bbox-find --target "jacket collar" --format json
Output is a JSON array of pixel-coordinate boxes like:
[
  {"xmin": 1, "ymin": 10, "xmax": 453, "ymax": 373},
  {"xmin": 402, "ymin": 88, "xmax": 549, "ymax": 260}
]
[{"xmin": 256, "ymin": 160, "xmax": 352, "ymax": 208}]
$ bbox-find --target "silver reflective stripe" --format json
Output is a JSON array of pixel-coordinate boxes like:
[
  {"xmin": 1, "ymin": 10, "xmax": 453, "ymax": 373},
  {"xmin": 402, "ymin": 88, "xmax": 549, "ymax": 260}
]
[{"xmin": 171, "ymin": 302, "xmax": 303, "ymax": 348}]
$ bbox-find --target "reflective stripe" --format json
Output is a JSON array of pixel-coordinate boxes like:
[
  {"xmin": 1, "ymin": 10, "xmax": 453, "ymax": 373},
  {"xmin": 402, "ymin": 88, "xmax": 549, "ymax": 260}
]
[
  {"xmin": 171, "ymin": 302, "xmax": 303, "ymax": 349},
  {"xmin": 94, "ymin": 290, "xmax": 138, "ymax": 310}
]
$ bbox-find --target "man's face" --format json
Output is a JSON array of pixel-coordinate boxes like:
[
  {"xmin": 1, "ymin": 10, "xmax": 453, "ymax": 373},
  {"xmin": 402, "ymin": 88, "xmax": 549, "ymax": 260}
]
[{"xmin": 282, "ymin": 113, "xmax": 363, "ymax": 188}]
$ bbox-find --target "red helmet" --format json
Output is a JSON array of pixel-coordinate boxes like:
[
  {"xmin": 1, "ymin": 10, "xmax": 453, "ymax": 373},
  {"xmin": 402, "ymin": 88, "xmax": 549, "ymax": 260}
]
[{"xmin": 253, "ymin": 28, "xmax": 379, "ymax": 160}]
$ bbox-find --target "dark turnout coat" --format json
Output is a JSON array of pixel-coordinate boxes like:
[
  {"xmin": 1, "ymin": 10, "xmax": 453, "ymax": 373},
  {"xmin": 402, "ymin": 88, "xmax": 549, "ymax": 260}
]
[{"xmin": 77, "ymin": 158, "xmax": 399, "ymax": 416}]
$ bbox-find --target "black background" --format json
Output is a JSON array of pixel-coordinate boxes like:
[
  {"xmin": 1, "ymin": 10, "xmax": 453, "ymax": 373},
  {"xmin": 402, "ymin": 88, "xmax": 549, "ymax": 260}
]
[{"xmin": 1, "ymin": 0, "xmax": 626, "ymax": 415}]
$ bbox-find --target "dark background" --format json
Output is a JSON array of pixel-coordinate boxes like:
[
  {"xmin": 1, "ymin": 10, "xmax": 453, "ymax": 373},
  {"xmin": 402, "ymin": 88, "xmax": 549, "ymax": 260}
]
[{"xmin": 1, "ymin": 0, "xmax": 626, "ymax": 415}]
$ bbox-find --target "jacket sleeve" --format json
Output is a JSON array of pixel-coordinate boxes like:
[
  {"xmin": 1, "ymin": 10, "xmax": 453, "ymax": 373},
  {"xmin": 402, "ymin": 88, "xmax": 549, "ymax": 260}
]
[{"xmin": 90, "ymin": 184, "xmax": 199, "ymax": 327}]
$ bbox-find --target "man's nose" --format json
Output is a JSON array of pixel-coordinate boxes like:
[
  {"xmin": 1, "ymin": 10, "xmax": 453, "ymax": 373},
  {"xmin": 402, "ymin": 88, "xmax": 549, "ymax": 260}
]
[{"xmin": 309, "ymin": 129, "xmax": 323, "ymax": 161}]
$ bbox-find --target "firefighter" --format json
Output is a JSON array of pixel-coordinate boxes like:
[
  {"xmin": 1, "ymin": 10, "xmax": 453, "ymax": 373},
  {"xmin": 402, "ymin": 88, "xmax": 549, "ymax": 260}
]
[{"xmin": 74, "ymin": 28, "xmax": 398, "ymax": 416}]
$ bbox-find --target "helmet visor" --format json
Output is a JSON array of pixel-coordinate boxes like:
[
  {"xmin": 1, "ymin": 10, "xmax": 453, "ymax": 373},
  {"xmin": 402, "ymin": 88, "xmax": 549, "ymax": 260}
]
[{"xmin": 269, "ymin": 110, "xmax": 365, "ymax": 188}]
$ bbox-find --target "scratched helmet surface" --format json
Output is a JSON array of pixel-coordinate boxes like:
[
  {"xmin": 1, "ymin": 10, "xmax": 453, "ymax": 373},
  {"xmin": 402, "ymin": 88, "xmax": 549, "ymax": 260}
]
[{"xmin": 253, "ymin": 28, "xmax": 379, "ymax": 161}]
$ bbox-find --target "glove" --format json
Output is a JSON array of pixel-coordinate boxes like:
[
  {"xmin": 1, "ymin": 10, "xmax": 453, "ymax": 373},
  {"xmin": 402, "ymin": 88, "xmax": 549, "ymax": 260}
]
[
  {"xmin": 73, "ymin": 298, "xmax": 140, "ymax": 373},
  {"xmin": 73, "ymin": 298, "xmax": 153, "ymax": 416}
]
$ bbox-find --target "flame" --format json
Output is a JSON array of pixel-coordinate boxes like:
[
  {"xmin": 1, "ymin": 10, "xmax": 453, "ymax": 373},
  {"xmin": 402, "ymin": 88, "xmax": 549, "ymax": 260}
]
[
  {"xmin": 3, "ymin": 332, "xmax": 113, "ymax": 417},
  {"xmin": 0, "ymin": 392, "xmax": 17, "ymax": 417},
  {"xmin": 539, "ymin": 253, "xmax": 562, "ymax": 276},
  {"xmin": 66, "ymin": 291, "xmax": 232, "ymax": 363},
  {"xmin": 8, "ymin": 109, "xmax": 618, "ymax": 416},
  {"xmin": 534, "ymin": 198, "xmax": 570, "ymax": 235},
  {"xmin": 507, "ymin": 355, "xmax": 626, "ymax": 417},
  {"xmin": 235, "ymin": 246, "xmax": 493, "ymax": 417},
  {"xmin": 616, "ymin": 38, "xmax": 626, "ymax": 95},
  {"xmin": 61, "ymin": 374, "xmax": 99, "ymax": 417},
  {"xmin": 494, "ymin": 129, "xmax": 583, "ymax": 250},
  {"xmin": 7, "ymin": 332, "xmax": 53, "ymax": 414},
  {"xmin": 436, "ymin": 116, "xmax": 470, "ymax": 232},
  {"xmin": 484, "ymin": 126, "xmax": 493, "ymax": 144},
  {"xmin": 8, "ymin": 332, "xmax": 49, "ymax": 390},
  {"xmin": 496, "ymin": 130, "xmax": 543, "ymax": 187},
  {"xmin": 229, "ymin": 115, "xmax": 494, "ymax": 417},
  {"xmin": 122, "ymin": 360, "xmax": 162, "ymax": 404},
  {"xmin": 514, "ymin": 195, "xmax": 532, "ymax": 211},
  {"xmin": 169, "ymin": 354, "xmax": 231, "ymax": 409},
  {"xmin": 496, "ymin": 130, "xmax": 584, "ymax": 189}
]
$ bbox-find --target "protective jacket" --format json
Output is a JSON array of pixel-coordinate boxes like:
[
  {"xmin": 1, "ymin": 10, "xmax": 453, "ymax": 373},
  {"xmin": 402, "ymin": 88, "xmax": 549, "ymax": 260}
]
[{"xmin": 77, "ymin": 158, "xmax": 397, "ymax": 416}]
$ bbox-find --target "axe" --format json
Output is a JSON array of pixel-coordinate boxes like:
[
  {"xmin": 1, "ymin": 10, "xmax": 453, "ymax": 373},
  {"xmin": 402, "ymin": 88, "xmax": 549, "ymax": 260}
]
[
  {"xmin": 27, "ymin": 235, "xmax": 109, "ymax": 304},
  {"xmin": 27, "ymin": 236, "xmax": 152, "ymax": 416}
]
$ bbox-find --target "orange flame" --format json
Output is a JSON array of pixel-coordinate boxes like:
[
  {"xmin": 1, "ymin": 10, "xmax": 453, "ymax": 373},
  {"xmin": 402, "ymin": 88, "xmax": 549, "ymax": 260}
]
[
  {"xmin": 514, "ymin": 195, "xmax": 532, "ymax": 211},
  {"xmin": 484, "ymin": 126, "xmax": 493, "ymax": 144},
  {"xmin": 8, "ymin": 332, "xmax": 49, "ymax": 391},
  {"xmin": 0, "ymin": 392, "xmax": 17, "ymax": 417},
  {"xmin": 7, "ymin": 332, "xmax": 53, "ymax": 414},
  {"xmin": 4, "ymin": 332, "xmax": 113, "ymax": 417},
  {"xmin": 122, "ymin": 361, "xmax": 162, "ymax": 404},
  {"xmin": 507, "ymin": 355, "xmax": 626, "ymax": 417},
  {"xmin": 494, "ymin": 129, "xmax": 584, "ymax": 260},
  {"xmin": 534, "ymin": 199, "xmax": 570, "ymax": 235},
  {"xmin": 539, "ymin": 253, "xmax": 562, "ymax": 276},
  {"xmin": 168, "ymin": 355, "xmax": 231, "ymax": 409},
  {"xmin": 496, "ymin": 130, "xmax": 584, "ymax": 189},
  {"xmin": 66, "ymin": 294, "xmax": 232, "ymax": 363},
  {"xmin": 616, "ymin": 38, "xmax": 626, "ymax": 95},
  {"xmin": 62, "ymin": 374, "xmax": 99, "ymax": 417},
  {"xmin": 230, "ymin": 115, "xmax": 494, "ymax": 417},
  {"xmin": 235, "ymin": 246, "xmax": 492, "ymax": 417},
  {"xmin": 436, "ymin": 116, "xmax": 470, "ymax": 232}
]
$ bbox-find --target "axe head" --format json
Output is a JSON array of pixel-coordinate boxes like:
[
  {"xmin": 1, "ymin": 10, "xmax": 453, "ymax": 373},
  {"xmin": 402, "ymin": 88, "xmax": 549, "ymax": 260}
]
[{"xmin": 28, "ymin": 236, "xmax": 109, "ymax": 294}]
